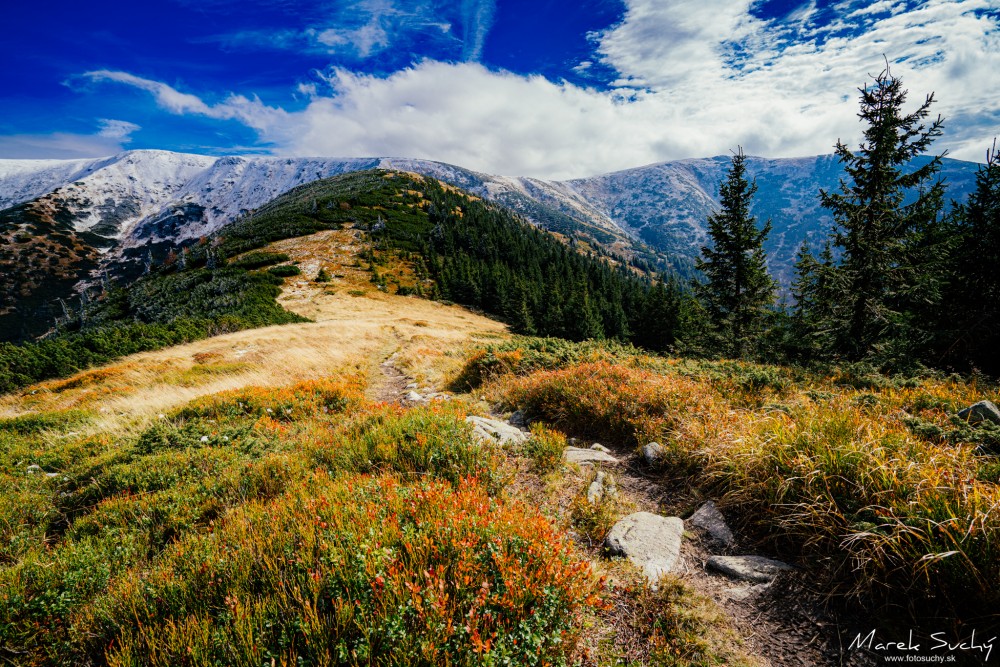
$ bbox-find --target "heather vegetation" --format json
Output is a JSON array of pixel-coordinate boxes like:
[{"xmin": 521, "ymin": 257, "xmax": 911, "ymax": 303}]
[
  {"xmin": 0, "ymin": 373, "xmax": 604, "ymax": 666},
  {"xmin": 456, "ymin": 335, "xmax": 1000, "ymax": 625}
]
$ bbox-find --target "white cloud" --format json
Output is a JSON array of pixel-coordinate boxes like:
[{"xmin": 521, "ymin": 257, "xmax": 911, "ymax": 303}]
[
  {"xmin": 83, "ymin": 1, "xmax": 1000, "ymax": 177},
  {"xmin": 204, "ymin": 0, "xmax": 481, "ymax": 62},
  {"xmin": 97, "ymin": 119, "xmax": 142, "ymax": 140},
  {"xmin": 459, "ymin": 0, "xmax": 495, "ymax": 61},
  {"xmin": 0, "ymin": 121, "xmax": 142, "ymax": 159},
  {"xmin": 83, "ymin": 70, "xmax": 288, "ymax": 132}
]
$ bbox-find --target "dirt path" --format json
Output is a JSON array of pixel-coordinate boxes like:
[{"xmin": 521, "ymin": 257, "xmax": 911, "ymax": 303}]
[
  {"xmin": 372, "ymin": 352, "xmax": 412, "ymax": 404},
  {"xmin": 526, "ymin": 437, "xmax": 876, "ymax": 667}
]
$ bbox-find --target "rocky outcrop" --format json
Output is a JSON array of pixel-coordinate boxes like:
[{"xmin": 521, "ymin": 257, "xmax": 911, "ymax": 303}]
[
  {"xmin": 605, "ymin": 512, "xmax": 684, "ymax": 585},
  {"xmin": 465, "ymin": 416, "xmax": 528, "ymax": 446},
  {"xmin": 642, "ymin": 442, "xmax": 664, "ymax": 465},
  {"xmin": 958, "ymin": 400, "xmax": 1000, "ymax": 426},
  {"xmin": 587, "ymin": 471, "xmax": 617, "ymax": 504},
  {"xmin": 564, "ymin": 447, "xmax": 619, "ymax": 465},
  {"xmin": 689, "ymin": 501, "xmax": 734, "ymax": 547}
]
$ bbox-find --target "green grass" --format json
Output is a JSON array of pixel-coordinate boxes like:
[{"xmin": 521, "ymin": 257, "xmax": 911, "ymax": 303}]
[{"xmin": 0, "ymin": 374, "xmax": 598, "ymax": 666}]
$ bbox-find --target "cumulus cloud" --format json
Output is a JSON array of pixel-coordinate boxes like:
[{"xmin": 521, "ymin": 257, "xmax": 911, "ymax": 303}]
[
  {"xmin": 84, "ymin": 0, "xmax": 1000, "ymax": 177},
  {"xmin": 0, "ymin": 118, "xmax": 142, "ymax": 159}
]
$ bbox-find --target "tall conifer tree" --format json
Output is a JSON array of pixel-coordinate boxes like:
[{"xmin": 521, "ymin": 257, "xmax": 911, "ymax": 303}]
[
  {"xmin": 694, "ymin": 148, "xmax": 776, "ymax": 358},
  {"xmin": 939, "ymin": 140, "xmax": 1000, "ymax": 372},
  {"xmin": 820, "ymin": 65, "xmax": 945, "ymax": 360}
]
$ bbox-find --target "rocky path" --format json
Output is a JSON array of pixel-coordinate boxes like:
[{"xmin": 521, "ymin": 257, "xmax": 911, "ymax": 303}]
[{"xmin": 470, "ymin": 415, "xmax": 876, "ymax": 667}]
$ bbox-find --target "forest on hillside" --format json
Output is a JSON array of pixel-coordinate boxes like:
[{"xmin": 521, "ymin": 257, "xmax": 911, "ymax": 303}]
[{"xmin": 1, "ymin": 68, "xmax": 998, "ymax": 393}]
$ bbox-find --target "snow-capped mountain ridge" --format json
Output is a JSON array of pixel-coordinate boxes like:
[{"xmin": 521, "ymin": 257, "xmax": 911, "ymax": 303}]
[{"xmin": 0, "ymin": 149, "xmax": 982, "ymax": 284}]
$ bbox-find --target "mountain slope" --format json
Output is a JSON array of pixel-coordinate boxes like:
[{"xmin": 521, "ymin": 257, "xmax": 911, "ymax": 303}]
[
  {"xmin": 566, "ymin": 154, "xmax": 980, "ymax": 285},
  {"xmin": 0, "ymin": 150, "xmax": 983, "ymax": 340},
  {"xmin": 0, "ymin": 169, "xmax": 669, "ymax": 389}
]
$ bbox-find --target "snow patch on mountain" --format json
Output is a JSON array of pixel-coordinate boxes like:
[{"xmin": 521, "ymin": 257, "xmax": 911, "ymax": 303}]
[
  {"xmin": 0, "ymin": 157, "xmax": 102, "ymax": 211},
  {"xmin": 0, "ymin": 149, "xmax": 982, "ymax": 284}
]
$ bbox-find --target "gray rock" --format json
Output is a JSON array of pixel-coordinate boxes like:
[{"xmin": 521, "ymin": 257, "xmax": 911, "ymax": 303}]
[
  {"xmin": 508, "ymin": 410, "xmax": 529, "ymax": 428},
  {"xmin": 466, "ymin": 416, "xmax": 528, "ymax": 446},
  {"xmin": 707, "ymin": 555, "xmax": 795, "ymax": 583},
  {"xmin": 564, "ymin": 446, "xmax": 619, "ymax": 465},
  {"xmin": 26, "ymin": 464, "xmax": 41, "ymax": 475},
  {"xmin": 958, "ymin": 400, "xmax": 1000, "ymax": 426},
  {"xmin": 723, "ymin": 583, "xmax": 771, "ymax": 601},
  {"xmin": 590, "ymin": 443, "xmax": 611, "ymax": 453},
  {"xmin": 689, "ymin": 501, "xmax": 734, "ymax": 546},
  {"xmin": 405, "ymin": 391, "xmax": 426, "ymax": 403},
  {"xmin": 605, "ymin": 512, "xmax": 684, "ymax": 585},
  {"xmin": 643, "ymin": 442, "xmax": 665, "ymax": 465},
  {"xmin": 587, "ymin": 471, "xmax": 607, "ymax": 504}
]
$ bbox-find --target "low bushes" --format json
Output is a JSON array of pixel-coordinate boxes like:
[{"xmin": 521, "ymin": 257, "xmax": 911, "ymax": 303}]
[
  {"xmin": 1, "ymin": 371, "xmax": 597, "ymax": 666},
  {"xmin": 75, "ymin": 475, "xmax": 595, "ymax": 667},
  {"xmin": 469, "ymin": 338, "xmax": 1000, "ymax": 619}
]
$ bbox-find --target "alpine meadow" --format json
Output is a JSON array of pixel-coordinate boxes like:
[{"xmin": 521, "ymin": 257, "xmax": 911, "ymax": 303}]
[{"xmin": 3, "ymin": 2, "xmax": 1000, "ymax": 666}]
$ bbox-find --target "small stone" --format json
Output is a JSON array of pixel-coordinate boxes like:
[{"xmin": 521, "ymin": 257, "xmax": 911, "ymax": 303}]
[
  {"xmin": 564, "ymin": 446, "xmax": 619, "ymax": 465},
  {"xmin": 643, "ymin": 442, "xmax": 665, "ymax": 465},
  {"xmin": 200, "ymin": 436, "xmax": 210, "ymax": 443},
  {"xmin": 466, "ymin": 416, "xmax": 529, "ymax": 446},
  {"xmin": 405, "ymin": 391, "xmax": 425, "ymax": 402},
  {"xmin": 723, "ymin": 583, "xmax": 770, "ymax": 601},
  {"xmin": 958, "ymin": 400, "xmax": 1000, "ymax": 426},
  {"xmin": 590, "ymin": 443, "xmax": 611, "ymax": 453},
  {"xmin": 605, "ymin": 512, "xmax": 684, "ymax": 585},
  {"xmin": 587, "ymin": 471, "xmax": 607, "ymax": 504},
  {"xmin": 46, "ymin": 472, "xmax": 59, "ymax": 478},
  {"xmin": 26, "ymin": 464, "xmax": 41, "ymax": 474},
  {"xmin": 405, "ymin": 383, "xmax": 418, "ymax": 389},
  {"xmin": 707, "ymin": 555, "xmax": 795, "ymax": 583},
  {"xmin": 508, "ymin": 410, "xmax": 528, "ymax": 428},
  {"xmin": 689, "ymin": 501, "xmax": 734, "ymax": 546}
]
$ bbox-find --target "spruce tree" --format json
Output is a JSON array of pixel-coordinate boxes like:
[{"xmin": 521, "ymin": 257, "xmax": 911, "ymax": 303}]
[
  {"xmin": 939, "ymin": 139, "xmax": 1000, "ymax": 372},
  {"xmin": 789, "ymin": 240, "xmax": 837, "ymax": 358},
  {"xmin": 819, "ymin": 65, "xmax": 945, "ymax": 360},
  {"xmin": 694, "ymin": 148, "xmax": 776, "ymax": 358}
]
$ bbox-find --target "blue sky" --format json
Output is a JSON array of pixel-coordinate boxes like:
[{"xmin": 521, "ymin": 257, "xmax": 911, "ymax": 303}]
[{"xmin": 1, "ymin": 0, "xmax": 998, "ymax": 177}]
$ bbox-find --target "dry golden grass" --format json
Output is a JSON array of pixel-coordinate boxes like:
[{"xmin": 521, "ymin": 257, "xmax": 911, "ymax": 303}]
[{"xmin": 0, "ymin": 230, "xmax": 507, "ymax": 429}]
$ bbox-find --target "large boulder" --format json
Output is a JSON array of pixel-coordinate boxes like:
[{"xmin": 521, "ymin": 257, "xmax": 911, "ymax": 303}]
[
  {"xmin": 958, "ymin": 400, "xmax": 1000, "ymax": 426},
  {"xmin": 465, "ymin": 416, "xmax": 528, "ymax": 446},
  {"xmin": 605, "ymin": 512, "xmax": 684, "ymax": 584},
  {"xmin": 688, "ymin": 501, "xmax": 734, "ymax": 547},
  {"xmin": 564, "ymin": 447, "xmax": 619, "ymax": 465},
  {"xmin": 707, "ymin": 555, "xmax": 795, "ymax": 583}
]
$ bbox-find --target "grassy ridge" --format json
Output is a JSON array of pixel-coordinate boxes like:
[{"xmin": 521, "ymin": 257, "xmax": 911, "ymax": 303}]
[
  {"xmin": 0, "ymin": 168, "xmax": 673, "ymax": 396},
  {"xmin": 0, "ymin": 373, "xmax": 598, "ymax": 666},
  {"xmin": 0, "ymin": 267, "xmax": 306, "ymax": 395},
  {"xmin": 460, "ymin": 337, "xmax": 1000, "ymax": 622}
]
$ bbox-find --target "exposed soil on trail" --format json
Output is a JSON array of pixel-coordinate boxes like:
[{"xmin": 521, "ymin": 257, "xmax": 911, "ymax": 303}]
[{"xmin": 511, "ymin": 432, "xmax": 880, "ymax": 667}]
